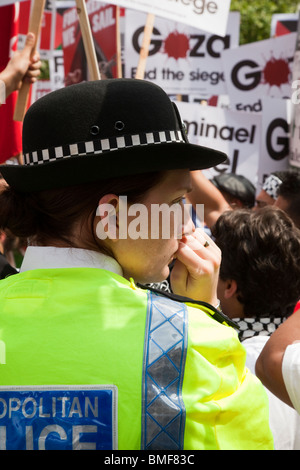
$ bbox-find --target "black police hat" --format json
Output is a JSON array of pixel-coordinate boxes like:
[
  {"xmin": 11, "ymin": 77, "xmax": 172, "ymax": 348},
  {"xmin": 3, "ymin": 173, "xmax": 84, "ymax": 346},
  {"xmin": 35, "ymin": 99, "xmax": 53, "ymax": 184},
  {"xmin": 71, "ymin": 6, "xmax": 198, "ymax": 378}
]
[{"xmin": 1, "ymin": 79, "xmax": 226, "ymax": 192}]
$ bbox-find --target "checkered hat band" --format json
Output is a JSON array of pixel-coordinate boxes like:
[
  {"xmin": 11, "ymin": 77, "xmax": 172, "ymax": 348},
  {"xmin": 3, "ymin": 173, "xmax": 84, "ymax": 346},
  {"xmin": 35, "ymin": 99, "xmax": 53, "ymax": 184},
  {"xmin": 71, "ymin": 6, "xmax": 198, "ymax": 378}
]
[{"xmin": 24, "ymin": 130, "xmax": 186, "ymax": 166}]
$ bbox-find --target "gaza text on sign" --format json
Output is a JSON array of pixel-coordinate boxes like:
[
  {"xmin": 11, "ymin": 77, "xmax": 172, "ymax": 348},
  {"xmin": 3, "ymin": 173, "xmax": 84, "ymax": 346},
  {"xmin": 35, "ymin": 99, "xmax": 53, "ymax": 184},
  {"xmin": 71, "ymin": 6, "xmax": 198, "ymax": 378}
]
[
  {"xmin": 222, "ymin": 33, "xmax": 297, "ymax": 112},
  {"xmin": 124, "ymin": 11, "xmax": 240, "ymax": 95}
]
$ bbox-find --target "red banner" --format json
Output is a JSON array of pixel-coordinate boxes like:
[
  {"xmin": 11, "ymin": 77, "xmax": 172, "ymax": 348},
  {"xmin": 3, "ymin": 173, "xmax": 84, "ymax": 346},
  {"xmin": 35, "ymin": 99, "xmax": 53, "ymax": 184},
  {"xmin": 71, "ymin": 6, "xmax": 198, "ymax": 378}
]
[
  {"xmin": 0, "ymin": 4, "xmax": 23, "ymax": 163},
  {"xmin": 63, "ymin": 2, "xmax": 118, "ymax": 85}
]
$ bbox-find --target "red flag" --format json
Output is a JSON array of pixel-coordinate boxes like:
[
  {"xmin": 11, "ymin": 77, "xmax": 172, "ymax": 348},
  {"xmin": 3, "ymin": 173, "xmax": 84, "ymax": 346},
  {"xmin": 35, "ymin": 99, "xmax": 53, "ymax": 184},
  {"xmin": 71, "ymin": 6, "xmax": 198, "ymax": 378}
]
[{"xmin": 0, "ymin": 3, "xmax": 23, "ymax": 164}]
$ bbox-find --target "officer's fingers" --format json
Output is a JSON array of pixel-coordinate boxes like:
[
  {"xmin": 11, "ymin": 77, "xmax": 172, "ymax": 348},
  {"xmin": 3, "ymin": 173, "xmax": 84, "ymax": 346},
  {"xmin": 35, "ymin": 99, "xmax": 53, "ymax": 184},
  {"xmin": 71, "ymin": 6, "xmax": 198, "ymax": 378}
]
[
  {"xmin": 170, "ymin": 256, "xmax": 188, "ymax": 294},
  {"xmin": 181, "ymin": 232, "xmax": 221, "ymax": 266},
  {"xmin": 174, "ymin": 241, "xmax": 217, "ymax": 278},
  {"xmin": 171, "ymin": 242, "xmax": 219, "ymax": 302}
]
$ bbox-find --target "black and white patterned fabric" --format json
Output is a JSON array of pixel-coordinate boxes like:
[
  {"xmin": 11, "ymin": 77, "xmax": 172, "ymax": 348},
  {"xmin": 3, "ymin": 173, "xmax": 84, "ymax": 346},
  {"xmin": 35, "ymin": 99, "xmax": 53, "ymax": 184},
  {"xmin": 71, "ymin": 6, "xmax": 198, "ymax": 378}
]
[
  {"xmin": 262, "ymin": 174, "xmax": 282, "ymax": 200},
  {"xmin": 23, "ymin": 130, "xmax": 186, "ymax": 166},
  {"xmin": 147, "ymin": 280, "xmax": 171, "ymax": 293},
  {"xmin": 236, "ymin": 317, "xmax": 286, "ymax": 342}
]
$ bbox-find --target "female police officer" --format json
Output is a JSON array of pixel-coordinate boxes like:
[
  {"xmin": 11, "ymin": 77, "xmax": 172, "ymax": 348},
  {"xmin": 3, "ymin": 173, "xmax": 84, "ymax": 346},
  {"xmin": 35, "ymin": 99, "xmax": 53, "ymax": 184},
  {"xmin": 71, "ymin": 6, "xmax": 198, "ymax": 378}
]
[{"xmin": 0, "ymin": 79, "xmax": 273, "ymax": 450}]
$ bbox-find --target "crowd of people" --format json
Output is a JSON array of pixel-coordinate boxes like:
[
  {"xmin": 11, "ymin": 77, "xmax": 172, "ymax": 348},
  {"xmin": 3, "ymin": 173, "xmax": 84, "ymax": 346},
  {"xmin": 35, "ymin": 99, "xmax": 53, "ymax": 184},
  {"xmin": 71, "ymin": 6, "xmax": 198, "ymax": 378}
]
[{"xmin": 0, "ymin": 30, "xmax": 299, "ymax": 451}]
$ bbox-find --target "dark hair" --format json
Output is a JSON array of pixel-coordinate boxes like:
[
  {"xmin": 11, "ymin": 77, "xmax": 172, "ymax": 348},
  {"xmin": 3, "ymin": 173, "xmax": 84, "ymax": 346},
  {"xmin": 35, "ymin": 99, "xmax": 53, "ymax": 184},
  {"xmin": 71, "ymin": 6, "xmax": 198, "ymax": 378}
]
[
  {"xmin": 211, "ymin": 207, "xmax": 300, "ymax": 318},
  {"xmin": 277, "ymin": 171, "xmax": 300, "ymax": 228},
  {"xmin": 0, "ymin": 172, "xmax": 164, "ymax": 247}
]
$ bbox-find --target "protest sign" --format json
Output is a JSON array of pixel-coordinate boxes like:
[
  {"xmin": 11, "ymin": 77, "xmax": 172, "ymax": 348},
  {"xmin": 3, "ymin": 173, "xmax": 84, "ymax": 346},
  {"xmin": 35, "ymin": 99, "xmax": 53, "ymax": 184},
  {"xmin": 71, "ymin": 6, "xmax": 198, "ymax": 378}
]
[
  {"xmin": 175, "ymin": 100, "xmax": 261, "ymax": 185},
  {"xmin": 125, "ymin": 11, "xmax": 239, "ymax": 95},
  {"xmin": 222, "ymin": 33, "xmax": 297, "ymax": 112},
  {"xmin": 62, "ymin": 1, "xmax": 118, "ymax": 84},
  {"xmin": 258, "ymin": 97, "xmax": 291, "ymax": 190},
  {"xmin": 0, "ymin": 0, "xmax": 28, "ymax": 5},
  {"xmin": 271, "ymin": 13, "xmax": 298, "ymax": 37},
  {"xmin": 289, "ymin": 15, "xmax": 300, "ymax": 169},
  {"xmin": 105, "ymin": 0, "xmax": 231, "ymax": 36}
]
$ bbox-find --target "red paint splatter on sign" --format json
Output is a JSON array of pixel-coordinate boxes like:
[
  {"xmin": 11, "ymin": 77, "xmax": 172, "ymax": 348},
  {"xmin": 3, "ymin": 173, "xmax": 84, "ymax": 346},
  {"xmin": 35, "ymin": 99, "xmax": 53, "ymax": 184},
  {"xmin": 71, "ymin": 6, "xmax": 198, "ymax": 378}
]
[
  {"xmin": 164, "ymin": 31, "xmax": 190, "ymax": 60},
  {"xmin": 262, "ymin": 57, "xmax": 290, "ymax": 88}
]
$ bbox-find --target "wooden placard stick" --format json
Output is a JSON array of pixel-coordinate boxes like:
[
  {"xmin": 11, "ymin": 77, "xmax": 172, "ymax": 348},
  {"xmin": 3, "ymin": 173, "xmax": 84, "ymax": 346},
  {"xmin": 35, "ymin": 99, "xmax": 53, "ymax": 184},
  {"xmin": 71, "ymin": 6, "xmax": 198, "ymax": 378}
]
[
  {"xmin": 13, "ymin": 0, "xmax": 46, "ymax": 122},
  {"xmin": 115, "ymin": 5, "xmax": 122, "ymax": 78},
  {"xmin": 75, "ymin": 0, "xmax": 100, "ymax": 81},
  {"xmin": 135, "ymin": 13, "xmax": 155, "ymax": 80}
]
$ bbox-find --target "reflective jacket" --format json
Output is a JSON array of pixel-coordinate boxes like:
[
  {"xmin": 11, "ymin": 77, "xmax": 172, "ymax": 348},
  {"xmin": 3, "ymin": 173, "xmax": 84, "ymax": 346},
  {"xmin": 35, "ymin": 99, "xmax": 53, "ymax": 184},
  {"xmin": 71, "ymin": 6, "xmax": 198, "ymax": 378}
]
[{"xmin": 0, "ymin": 268, "xmax": 273, "ymax": 450}]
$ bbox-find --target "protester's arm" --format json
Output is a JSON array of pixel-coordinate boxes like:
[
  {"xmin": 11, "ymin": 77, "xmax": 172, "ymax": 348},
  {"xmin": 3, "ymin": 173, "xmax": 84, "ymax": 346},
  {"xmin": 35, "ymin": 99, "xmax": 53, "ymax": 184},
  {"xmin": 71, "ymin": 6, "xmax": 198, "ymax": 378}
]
[
  {"xmin": 256, "ymin": 308, "xmax": 300, "ymax": 408},
  {"xmin": 186, "ymin": 170, "xmax": 231, "ymax": 228},
  {"xmin": 0, "ymin": 32, "xmax": 41, "ymax": 101}
]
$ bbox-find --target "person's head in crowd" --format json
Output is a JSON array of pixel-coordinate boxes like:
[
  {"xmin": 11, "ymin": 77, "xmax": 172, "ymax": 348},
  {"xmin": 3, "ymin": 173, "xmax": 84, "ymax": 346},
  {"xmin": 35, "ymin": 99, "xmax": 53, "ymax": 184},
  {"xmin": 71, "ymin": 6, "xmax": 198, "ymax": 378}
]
[
  {"xmin": 254, "ymin": 171, "xmax": 286, "ymax": 210},
  {"xmin": 211, "ymin": 206, "xmax": 300, "ymax": 320},
  {"xmin": 274, "ymin": 170, "xmax": 300, "ymax": 229},
  {"xmin": 210, "ymin": 173, "xmax": 256, "ymax": 208}
]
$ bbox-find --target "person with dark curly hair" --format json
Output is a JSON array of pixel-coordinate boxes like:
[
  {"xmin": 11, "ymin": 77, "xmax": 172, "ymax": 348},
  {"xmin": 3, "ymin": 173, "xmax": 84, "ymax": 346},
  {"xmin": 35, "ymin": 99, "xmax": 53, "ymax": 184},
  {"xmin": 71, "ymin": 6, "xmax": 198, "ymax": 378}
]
[
  {"xmin": 274, "ymin": 170, "xmax": 300, "ymax": 229},
  {"xmin": 212, "ymin": 206, "xmax": 300, "ymax": 326},
  {"xmin": 211, "ymin": 206, "xmax": 300, "ymax": 449}
]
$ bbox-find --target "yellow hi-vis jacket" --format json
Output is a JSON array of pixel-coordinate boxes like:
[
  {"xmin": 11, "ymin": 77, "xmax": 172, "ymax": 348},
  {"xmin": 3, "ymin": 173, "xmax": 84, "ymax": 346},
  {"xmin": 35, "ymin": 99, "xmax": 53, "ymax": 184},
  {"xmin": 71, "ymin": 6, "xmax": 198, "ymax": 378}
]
[{"xmin": 0, "ymin": 268, "xmax": 273, "ymax": 450}]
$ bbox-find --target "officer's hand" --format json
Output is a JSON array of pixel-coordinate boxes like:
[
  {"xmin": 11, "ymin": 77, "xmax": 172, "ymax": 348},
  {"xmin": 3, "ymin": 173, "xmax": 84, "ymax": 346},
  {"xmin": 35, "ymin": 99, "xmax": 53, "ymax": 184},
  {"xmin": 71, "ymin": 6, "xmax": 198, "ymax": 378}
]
[{"xmin": 170, "ymin": 228, "xmax": 221, "ymax": 306}]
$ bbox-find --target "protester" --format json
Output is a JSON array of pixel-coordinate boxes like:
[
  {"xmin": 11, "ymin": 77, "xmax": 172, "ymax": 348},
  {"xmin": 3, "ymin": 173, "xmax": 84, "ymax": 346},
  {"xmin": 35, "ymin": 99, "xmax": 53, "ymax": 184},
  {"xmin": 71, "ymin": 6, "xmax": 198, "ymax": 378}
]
[
  {"xmin": 0, "ymin": 179, "xmax": 17, "ymax": 278},
  {"xmin": 256, "ymin": 307, "xmax": 300, "ymax": 416},
  {"xmin": 210, "ymin": 173, "xmax": 256, "ymax": 208},
  {"xmin": 0, "ymin": 229, "xmax": 17, "ymax": 279},
  {"xmin": 0, "ymin": 32, "xmax": 41, "ymax": 104},
  {"xmin": 0, "ymin": 79, "xmax": 273, "ymax": 450},
  {"xmin": 212, "ymin": 207, "xmax": 300, "ymax": 326},
  {"xmin": 212, "ymin": 207, "xmax": 300, "ymax": 449},
  {"xmin": 274, "ymin": 170, "xmax": 300, "ymax": 229},
  {"xmin": 186, "ymin": 169, "xmax": 231, "ymax": 228},
  {"xmin": 254, "ymin": 171, "xmax": 286, "ymax": 210}
]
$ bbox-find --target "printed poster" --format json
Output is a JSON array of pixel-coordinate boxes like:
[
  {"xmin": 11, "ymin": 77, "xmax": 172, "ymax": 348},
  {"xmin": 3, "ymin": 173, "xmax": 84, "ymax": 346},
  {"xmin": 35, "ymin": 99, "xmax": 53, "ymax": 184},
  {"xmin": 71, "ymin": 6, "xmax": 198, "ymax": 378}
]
[
  {"xmin": 104, "ymin": 0, "xmax": 231, "ymax": 36},
  {"xmin": 175, "ymin": 100, "xmax": 261, "ymax": 185},
  {"xmin": 222, "ymin": 33, "xmax": 297, "ymax": 112},
  {"xmin": 124, "ymin": 11, "xmax": 240, "ymax": 96},
  {"xmin": 62, "ymin": 1, "xmax": 118, "ymax": 84},
  {"xmin": 290, "ymin": 15, "xmax": 300, "ymax": 168},
  {"xmin": 270, "ymin": 13, "xmax": 299, "ymax": 37},
  {"xmin": 258, "ymin": 97, "xmax": 291, "ymax": 190}
]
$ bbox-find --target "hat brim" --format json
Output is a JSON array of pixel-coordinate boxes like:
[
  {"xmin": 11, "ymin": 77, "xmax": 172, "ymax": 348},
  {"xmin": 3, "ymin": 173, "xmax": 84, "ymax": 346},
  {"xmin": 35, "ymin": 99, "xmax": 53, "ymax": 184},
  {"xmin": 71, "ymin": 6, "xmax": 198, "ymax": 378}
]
[{"xmin": 0, "ymin": 142, "xmax": 226, "ymax": 192}]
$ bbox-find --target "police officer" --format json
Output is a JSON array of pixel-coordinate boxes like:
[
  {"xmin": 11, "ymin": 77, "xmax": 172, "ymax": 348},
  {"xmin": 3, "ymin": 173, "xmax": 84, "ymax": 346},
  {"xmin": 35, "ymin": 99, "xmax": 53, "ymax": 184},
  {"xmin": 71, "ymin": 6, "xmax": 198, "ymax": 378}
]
[{"xmin": 0, "ymin": 79, "xmax": 273, "ymax": 450}]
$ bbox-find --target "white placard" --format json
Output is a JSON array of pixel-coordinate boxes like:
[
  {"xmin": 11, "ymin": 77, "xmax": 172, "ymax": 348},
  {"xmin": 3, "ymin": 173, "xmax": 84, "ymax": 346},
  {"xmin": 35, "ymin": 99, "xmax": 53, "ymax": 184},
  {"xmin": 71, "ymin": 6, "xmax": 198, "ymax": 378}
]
[
  {"xmin": 103, "ymin": 0, "xmax": 231, "ymax": 36},
  {"xmin": 124, "ymin": 11, "xmax": 239, "ymax": 95},
  {"xmin": 176, "ymin": 101, "xmax": 261, "ymax": 185},
  {"xmin": 258, "ymin": 97, "xmax": 291, "ymax": 190},
  {"xmin": 222, "ymin": 33, "xmax": 297, "ymax": 112}
]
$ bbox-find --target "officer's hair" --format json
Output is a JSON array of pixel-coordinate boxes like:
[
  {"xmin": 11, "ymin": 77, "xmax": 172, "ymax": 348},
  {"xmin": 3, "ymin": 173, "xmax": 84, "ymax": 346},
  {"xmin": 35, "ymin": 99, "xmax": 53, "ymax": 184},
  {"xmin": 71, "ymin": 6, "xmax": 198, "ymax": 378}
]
[
  {"xmin": 211, "ymin": 206, "xmax": 300, "ymax": 318},
  {"xmin": 0, "ymin": 171, "xmax": 164, "ymax": 248}
]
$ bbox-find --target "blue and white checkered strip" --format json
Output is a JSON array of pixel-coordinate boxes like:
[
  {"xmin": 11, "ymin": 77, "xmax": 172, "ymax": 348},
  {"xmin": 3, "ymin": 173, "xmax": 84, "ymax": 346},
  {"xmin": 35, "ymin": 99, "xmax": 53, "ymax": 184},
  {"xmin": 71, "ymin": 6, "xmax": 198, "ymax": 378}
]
[{"xmin": 24, "ymin": 130, "xmax": 186, "ymax": 166}]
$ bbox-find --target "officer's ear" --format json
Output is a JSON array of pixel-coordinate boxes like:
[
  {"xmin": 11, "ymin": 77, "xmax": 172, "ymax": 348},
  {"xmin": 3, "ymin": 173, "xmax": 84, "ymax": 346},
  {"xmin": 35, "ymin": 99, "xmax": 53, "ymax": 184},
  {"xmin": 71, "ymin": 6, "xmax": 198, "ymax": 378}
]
[
  {"xmin": 223, "ymin": 279, "xmax": 238, "ymax": 299},
  {"xmin": 95, "ymin": 194, "xmax": 120, "ymax": 241}
]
